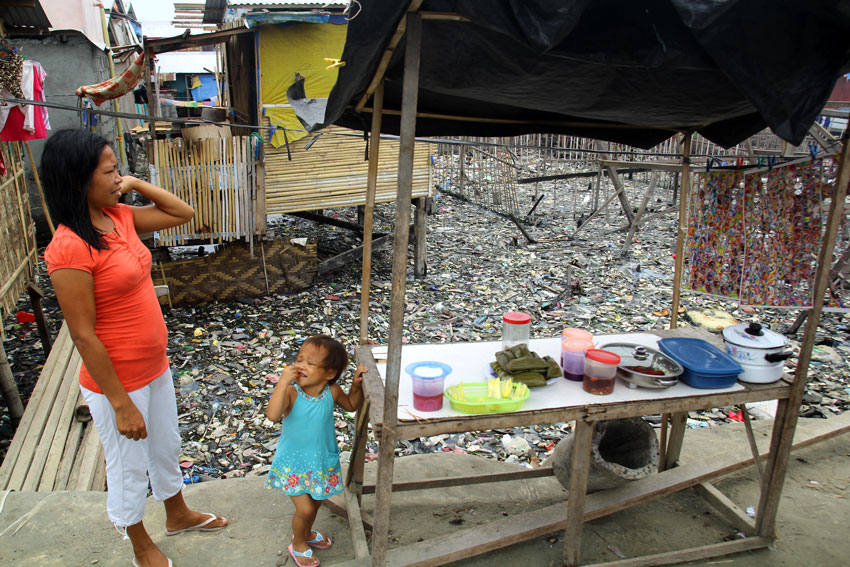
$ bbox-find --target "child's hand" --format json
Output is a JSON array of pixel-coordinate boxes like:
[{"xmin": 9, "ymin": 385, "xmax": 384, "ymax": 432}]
[
  {"xmin": 352, "ymin": 364, "xmax": 367, "ymax": 388},
  {"xmin": 278, "ymin": 365, "xmax": 298, "ymax": 387}
]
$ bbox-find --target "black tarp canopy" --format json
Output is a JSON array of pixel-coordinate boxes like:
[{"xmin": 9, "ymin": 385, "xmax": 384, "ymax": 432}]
[{"xmin": 316, "ymin": 0, "xmax": 850, "ymax": 149}]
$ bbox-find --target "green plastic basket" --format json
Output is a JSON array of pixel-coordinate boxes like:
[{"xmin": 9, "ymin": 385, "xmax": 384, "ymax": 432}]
[{"xmin": 443, "ymin": 382, "xmax": 530, "ymax": 414}]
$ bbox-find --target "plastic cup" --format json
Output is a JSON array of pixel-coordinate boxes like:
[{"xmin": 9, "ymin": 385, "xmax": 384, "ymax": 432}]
[
  {"xmin": 583, "ymin": 349, "xmax": 621, "ymax": 395},
  {"xmin": 406, "ymin": 361, "xmax": 452, "ymax": 412},
  {"xmin": 562, "ymin": 327, "xmax": 594, "ymax": 342},
  {"xmin": 561, "ymin": 338, "xmax": 594, "ymax": 381}
]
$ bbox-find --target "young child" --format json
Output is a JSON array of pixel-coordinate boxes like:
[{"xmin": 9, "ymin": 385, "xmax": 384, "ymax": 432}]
[{"xmin": 265, "ymin": 335, "xmax": 366, "ymax": 567}]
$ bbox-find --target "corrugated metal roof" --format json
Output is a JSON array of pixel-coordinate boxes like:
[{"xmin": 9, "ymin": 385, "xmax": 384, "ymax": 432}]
[
  {"xmin": 0, "ymin": 1, "xmax": 52, "ymax": 34},
  {"xmin": 155, "ymin": 51, "xmax": 218, "ymax": 74}
]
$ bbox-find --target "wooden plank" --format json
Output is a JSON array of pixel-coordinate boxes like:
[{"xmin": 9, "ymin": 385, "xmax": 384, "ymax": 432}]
[
  {"xmin": 604, "ymin": 165, "xmax": 635, "ymax": 226},
  {"xmin": 670, "ymin": 135, "xmax": 691, "ymax": 327},
  {"xmin": 360, "ymin": 467, "xmax": 554, "ymax": 495},
  {"xmin": 318, "ymin": 234, "xmax": 393, "ymax": 275},
  {"xmin": 330, "ymin": 415, "xmax": 848, "ymax": 567},
  {"xmin": 2, "ymin": 325, "xmax": 74, "ymax": 490},
  {"xmin": 37, "ymin": 355, "xmax": 83, "ymax": 490},
  {"xmin": 23, "ymin": 352, "xmax": 80, "ymax": 491},
  {"xmin": 413, "ymin": 197, "xmax": 427, "ymax": 277},
  {"xmin": 620, "ymin": 172, "xmax": 657, "ymax": 255},
  {"xmin": 579, "ymin": 537, "xmax": 770, "ymax": 567},
  {"xmin": 54, "ymin": 390, "xmax": 86, "ymax": 491},
  {"xmin": 323, "ymin": 493, "xmax": 374, "ymax": 530},
  {"xmin": 73, "ymin": 422, "xmax": 103, "ymax": 491},
  {"xmin": 661, "ymin": 412, "xmax": 687, "ymax": 470},
  {"xmin": 372, "ymin": 13, "xmax": 422, "ymax": 567},
  {"xmin": 345, "ymin": 479, "xmax": 371, "ymax": 558},
  {"xmin": 361, "ymin": 81, "xmax": 384, "ymax": 345},
  {"xmin": 564, "ymin": 420, "xmax": 595, "ymax": 566},
  {"xmin": 695, "ymin": 482, "xmax": 755, "ymax": 536},
  {"xmin": 756, "ymin": 138, "xmax": 850, "ymax": 537}
]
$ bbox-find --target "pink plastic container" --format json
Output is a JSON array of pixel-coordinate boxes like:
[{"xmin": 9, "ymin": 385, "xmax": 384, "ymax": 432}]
[{"xmin": 561, "ymin": 338, "xmax": 594, "ymax": 381}]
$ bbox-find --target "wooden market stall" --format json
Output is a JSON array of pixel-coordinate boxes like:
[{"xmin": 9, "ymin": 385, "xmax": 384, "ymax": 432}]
[{"xmin": 304, "ymin": 2, "xmax": 850, "ymax": 566}]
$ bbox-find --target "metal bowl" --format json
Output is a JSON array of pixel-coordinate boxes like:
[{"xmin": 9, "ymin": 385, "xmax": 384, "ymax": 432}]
[{"xmin": 598, "ymin": 342, "xmax": 683, "ymax": 389}]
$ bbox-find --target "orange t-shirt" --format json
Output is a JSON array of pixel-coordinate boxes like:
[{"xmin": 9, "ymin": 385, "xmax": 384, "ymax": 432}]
[{"xmin": 44, "ymin": 204, "xmax": 169, "ymax": 393}]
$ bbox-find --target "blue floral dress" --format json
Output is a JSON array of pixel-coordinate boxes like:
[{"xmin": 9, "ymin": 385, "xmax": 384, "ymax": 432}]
[{"xmin": 266, "ymin": 384, "xmax": 343, "ymax": 500}]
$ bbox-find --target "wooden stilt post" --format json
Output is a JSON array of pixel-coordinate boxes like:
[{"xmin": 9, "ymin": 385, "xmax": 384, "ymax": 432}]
[
  {"xmin": 670, "ymin": 133, "xmax": 692, "ymax": 327},
  {"xmin": 413, "ymin": 196, "xmax": 427, "ymax": 277},
  {"xmin": 24, "ymin": 141, "xmax": 53, "ymax": 234},
  {"xmin": 26, "ymin": 282, "xmax": 52, "ymax": 359},
  {"xmin": 371, "ymin": 12, "xmax": 421, "ymax": 567},
  {"xmin": 620, "ymin": 171, "xmax": 657, "ymax": 255},
  {"xmin": 0, "ymin": 342, "xmax": 23, "ymax": 426},
  {"xmin": 360, "ymin": 81, "xmax": 383, "ymax": 346},
  {"xmin": 756, "ymin": 135, "xmax": 850, "ymax": 537}
]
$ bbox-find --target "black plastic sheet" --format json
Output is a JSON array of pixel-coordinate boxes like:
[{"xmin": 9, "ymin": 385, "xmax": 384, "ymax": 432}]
[{"xmin": 317, "ymin": 0, "xmax": 850, "ymax": 148}]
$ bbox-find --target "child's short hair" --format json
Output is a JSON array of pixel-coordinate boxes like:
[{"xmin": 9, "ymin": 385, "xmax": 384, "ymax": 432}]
[{"xmin": 303, "ymin": 335, "xmax": 348, "ymax": 383}]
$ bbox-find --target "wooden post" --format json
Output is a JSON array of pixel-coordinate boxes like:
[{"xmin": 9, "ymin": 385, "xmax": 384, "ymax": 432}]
[
  {"xmin": 0, "ymin": 342, "xmax": 23, "ymax": 426},
  {"xmin": 620, "ymin": 171, "xmax": 657, "ymax": 255},
  {"xmin": 360, "ymin": 81, "xmax": 383, "ymax": 346},
  {"xmin": 143, "ymin": 43, "xmax": 156, "ymax": 169},
  {"xmin": 371, "ymin": 12, "xmax": 421, "ymax": 567},
  {"xmin": 756, "ymin": 136, "xmax": 850, "ymax": 537},
  {"xmin": 26, "ymin": 282, "xmax": 52, "ymax": 359},
  {"xmin": 563, "ymin": 419, "xmax": 595, "ymax": 567},
  {"xmin": 413, "ymin": 196, "xmax": 427, "ymax": 277},
  {"xmin": 670, "ymin": 133, "xmax": 692, "ymax": 327},
  {"xmin": 24, "ymin": 141, "xmax": 54, "ymax": 234}
]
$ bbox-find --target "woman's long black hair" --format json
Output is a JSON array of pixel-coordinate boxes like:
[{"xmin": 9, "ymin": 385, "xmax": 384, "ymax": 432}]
[{"xmin": 41, "ymin": 129, "xmax": 111, "ymax": 250}]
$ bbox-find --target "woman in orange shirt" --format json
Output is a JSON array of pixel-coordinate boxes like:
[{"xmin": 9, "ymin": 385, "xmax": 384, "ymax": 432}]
[{"xmin": 43, "ymin": 129, "xmax": 227, "ymax": 567}]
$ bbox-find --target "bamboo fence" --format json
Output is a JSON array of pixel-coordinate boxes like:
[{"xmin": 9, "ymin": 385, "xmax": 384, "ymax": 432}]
[
  {"xmin": 263, "ymin": 124, "xmax": 432, "ymax": 214},
  {"xmin": 150, "ymin": 136, "xmax": 259, "ymax": 247},
  {"xmin": 0, "ymin": 141, "xmax": 37, "ymax": 340}
]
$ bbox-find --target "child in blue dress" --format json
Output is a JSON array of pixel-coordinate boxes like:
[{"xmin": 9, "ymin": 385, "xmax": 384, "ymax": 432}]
[{"xmin": 265, "ymin": 335, "xmax": 366, "ymax": 567}]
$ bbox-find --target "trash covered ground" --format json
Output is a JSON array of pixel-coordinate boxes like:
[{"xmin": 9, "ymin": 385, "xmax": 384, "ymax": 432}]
[{"xmin": 2, "ymin": 157, "xmax": 849, "ymax": 481}]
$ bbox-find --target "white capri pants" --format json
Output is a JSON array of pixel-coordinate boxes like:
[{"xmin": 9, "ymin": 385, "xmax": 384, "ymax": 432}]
[{"xmin": 81, "ymin": 368, "xmax": 184, "ymax": 527}]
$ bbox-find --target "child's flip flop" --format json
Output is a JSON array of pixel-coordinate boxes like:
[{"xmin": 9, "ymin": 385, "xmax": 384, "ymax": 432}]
[
  {"xmin": 288, "ymin": 543, "xmax": 319, "ymax": 567},
  {"xmin": 306, "ymin": 530, "xmax": 332, "ymax": 549}
]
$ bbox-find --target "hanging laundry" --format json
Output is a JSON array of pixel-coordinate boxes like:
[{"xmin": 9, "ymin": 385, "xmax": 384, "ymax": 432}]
[
  {"xmin": 684, "ymin": 158, "xmax": 846, "ymax": 311},
  {"xmin": 76, "ymin": 50, "xmax": 146, "ymax": 105},
  {"xmin": 0, "ymin": 59, "xmax": 49, "ymax": 141},
  {"xmin": 0, "ymin": 51, "xmax": 24, "ymax": 102}
]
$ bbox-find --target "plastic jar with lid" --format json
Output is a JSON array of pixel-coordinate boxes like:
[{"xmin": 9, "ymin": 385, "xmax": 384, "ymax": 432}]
[
  {"xmin": 502, "ymin": 311, "xmax": 531, "ymax": 349},
  {"xmin": 583, "ymin": 349, "xmax": 621, "ymax": 395},
  {"xmin": 561, "ymin": 338, "xmax": 593, "ymax": 381},
  {"xmin": 562, "ymin": 327, "xmax": 593, "ymax": 342}
]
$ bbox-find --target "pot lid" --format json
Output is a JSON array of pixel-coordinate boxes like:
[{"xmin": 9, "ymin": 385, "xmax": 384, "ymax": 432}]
[
  {"xmin": 600, "ymin": 342, "xmax": 683, "ymax": 379},
  {"xmin": 658, "ymin": 338, "xmax": 743, "ymax": 375},
  {"xmin": 722, "ymin": 322, "xmax": 789, "ymax": 349}
]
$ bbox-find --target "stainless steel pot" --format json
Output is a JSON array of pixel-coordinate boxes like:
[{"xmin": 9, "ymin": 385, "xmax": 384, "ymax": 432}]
[
  {"xmin": 721, "ymin": 322, "xmax": 793, "ymax": 383},
  {"xmin": 600, "ymin": 343, "xmax": 683, "ymax": 389}
]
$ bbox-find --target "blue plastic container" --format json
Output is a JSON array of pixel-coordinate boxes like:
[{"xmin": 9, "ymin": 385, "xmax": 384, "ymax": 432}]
[{"xmin": 657, "ymin": 338, "xmax": 742, "ymax": 389}]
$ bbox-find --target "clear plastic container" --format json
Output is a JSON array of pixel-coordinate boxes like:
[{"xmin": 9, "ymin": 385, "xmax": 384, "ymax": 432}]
[
  {"xmin": 561, "ymin": 338, "xmax": 594, "ymax": 381},
  {"xmin": 502, "ymin": 311, "xmax": 531, "ymax": 349},
  {"xmin": 583, "ymin": 349, "xmax": 621, "ymax": 395}
]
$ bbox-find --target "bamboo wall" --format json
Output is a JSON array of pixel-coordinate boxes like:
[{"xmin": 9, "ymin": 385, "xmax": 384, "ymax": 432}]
[
  {"xmin": 150, "ymin": 136, "xmax": 261, "ymax": 247},
  {"xmin": 263, "ymin": 124, "xmax": 432, "ymax": 214},
  {"xmin": 0, "ymin": 142, "xmax": 37, "ymax": 340}
]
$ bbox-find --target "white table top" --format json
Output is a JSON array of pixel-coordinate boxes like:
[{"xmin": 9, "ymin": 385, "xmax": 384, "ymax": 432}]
[{"xmin": 370, "ymin": 334, "xmax": 745, "ymax": 422}]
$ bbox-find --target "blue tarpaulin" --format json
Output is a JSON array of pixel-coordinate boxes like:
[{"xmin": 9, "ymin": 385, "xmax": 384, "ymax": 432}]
[{"xmin": 191, "ymin": 74, "xmax": 218, "ymax": 102}]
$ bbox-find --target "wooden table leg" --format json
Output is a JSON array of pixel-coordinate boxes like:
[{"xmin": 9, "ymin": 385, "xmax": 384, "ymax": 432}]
[
  {"xmin": 346, "ymin": 399, "xmax": 371, "ymax": 503},
  {"xmin": 661, "ymin": 411, "xmax": 687, "ymax": 471},
  {"xmin": 564, "ymin": 419, "xmax": 595, "ymax": 567}
]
